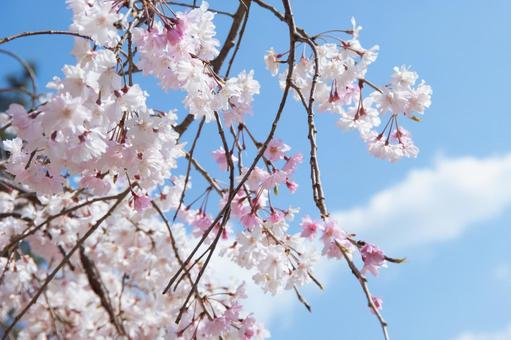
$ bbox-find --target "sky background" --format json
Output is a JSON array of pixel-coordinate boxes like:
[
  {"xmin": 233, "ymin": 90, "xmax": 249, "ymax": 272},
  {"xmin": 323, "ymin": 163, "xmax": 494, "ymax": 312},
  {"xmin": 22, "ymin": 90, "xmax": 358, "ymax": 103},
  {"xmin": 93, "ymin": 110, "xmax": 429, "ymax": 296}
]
[{"xmin": 2, "ymin": 1, "xmax": 511, "ymax": 339}]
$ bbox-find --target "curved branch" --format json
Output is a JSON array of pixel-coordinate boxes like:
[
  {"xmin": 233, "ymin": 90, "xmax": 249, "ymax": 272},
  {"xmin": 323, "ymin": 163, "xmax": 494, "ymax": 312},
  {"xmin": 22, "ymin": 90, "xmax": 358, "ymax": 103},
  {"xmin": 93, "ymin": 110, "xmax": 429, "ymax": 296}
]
[
  {"xmin": 0, "ymin": 30, "xmax": 92, "ymax": 45},
  {"xmin": 0, "ymin": 49, "xmax": 37, "ymax": 108},
  {"xmin": 0, "ymin": 189, "xmax": 133, "ymax": 256},
  {"xmin": 1, "ymin": 187, "xmax": 130, "ymax": 340}
]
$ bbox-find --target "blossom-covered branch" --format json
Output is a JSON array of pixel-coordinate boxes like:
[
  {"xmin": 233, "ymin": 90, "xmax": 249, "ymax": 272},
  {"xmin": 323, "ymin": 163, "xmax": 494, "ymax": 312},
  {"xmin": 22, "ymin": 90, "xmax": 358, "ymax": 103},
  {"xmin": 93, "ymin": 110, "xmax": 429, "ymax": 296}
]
[{"xmin": 0, "ymin": 0, "xmax": 431, "ymax": 339}]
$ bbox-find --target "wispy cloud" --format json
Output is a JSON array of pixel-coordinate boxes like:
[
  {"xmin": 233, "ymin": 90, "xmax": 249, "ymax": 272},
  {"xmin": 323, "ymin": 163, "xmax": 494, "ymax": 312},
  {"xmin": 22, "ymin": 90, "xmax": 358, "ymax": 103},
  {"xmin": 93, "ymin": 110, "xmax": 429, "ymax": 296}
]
[
  {"xmin": 454, "ymin": 322, "xmax": 511, "ymax": 340},
  {"xmin": 333, "ymin": 153, "xmax": 511, "ymax": 251},
  {"xmin": 215, "ymin": 152, "xmax": 511, "ymax": 329}
]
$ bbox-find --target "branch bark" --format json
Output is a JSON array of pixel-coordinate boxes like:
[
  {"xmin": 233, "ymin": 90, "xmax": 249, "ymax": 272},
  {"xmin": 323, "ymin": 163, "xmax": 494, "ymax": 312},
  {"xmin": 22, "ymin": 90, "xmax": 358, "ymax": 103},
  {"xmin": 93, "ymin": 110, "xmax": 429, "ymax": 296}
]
[{"xmin": 0, "ymin": 30, "xmax": 92, "ymax": 45}]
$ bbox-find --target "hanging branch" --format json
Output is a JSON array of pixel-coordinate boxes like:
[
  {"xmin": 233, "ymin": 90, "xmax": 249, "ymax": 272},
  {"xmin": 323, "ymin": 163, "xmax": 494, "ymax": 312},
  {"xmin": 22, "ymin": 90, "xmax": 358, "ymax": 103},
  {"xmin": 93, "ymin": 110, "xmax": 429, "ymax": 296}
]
[
  {"xmin": 161, "ymin": 0, "xmax": 297, "ymax": 306},
  {"xmin": 1, "ymin": 187, "xmax": 131, "ymax": 340},
  {"xmin": 79, "ymin": 247, "xmax": 129, "ymax": 337}
]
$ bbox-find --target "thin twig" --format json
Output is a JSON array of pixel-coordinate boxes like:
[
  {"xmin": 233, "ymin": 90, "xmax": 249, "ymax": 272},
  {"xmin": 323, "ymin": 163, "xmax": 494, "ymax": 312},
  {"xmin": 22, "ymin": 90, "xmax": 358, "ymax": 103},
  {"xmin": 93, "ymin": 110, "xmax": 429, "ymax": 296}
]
[
  {"xmin": 224, "ymin": 0, "xmax": 251, "ymax": 79},
  {"xmin": 336, "ymin": 241, "xmax": 390, "ymax": 340},
  {"xmin": 152, "ymin": 201, "xmax": 214, "ymax": 321},
  {"xmin": 0, "ymin": 49, "xmax": 38, "ymax": 108},
  {"xmin": 0, "ymin": 189, "xmax": 134, "ymax": 256},
  {"xmin": 166, "ymin": 1, "xmax": 235, "ymax": 17},
  {"xmin": 185, "ymin": 152, "xmax": 224, "ymax": 194},
  {"xmin": 0, "ymin": 30, "xmax": 92, "ymax": 45},
  {"xmin": 171, "ymin": 117, "xmax": 205, "ymax": 224}
]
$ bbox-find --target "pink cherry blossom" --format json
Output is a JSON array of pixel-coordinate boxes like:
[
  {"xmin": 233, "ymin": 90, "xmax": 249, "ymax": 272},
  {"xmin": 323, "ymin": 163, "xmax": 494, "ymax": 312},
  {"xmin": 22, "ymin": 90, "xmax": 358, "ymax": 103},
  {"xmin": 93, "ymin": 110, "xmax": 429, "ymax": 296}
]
[
  {"xmin": 212, "ymin": 147, "xmax": 238, "ymax": 171},
  {"xmin": 264, "ymin": 138, "xmax": 291, "ymax": 161},
  {"xmin": 321, "ymin": 219, "xmax": 351, "ymax": 259},
  {"xmin": 360, "ymin": 243, "xmax": 386, "ymax": 276},
  {"xmin": 300, "ymin": 215, "xmax": 322, "ymax": 239},
  {"xmin": 240, "ymin": 210, "xmax": 260, "ymax": 229},
  {"xmin": 371, "ymin": 296, "xmax": 383, "ymax": 313},
  {"xmin": 268, "ymin": 209, "xmax": 285, "ymax": 224},
  {"xmin": 79, "ymin": 174, "xmax": 111, "ymax": 196},
  {"xmin": 261, "ymin": 170, "xmax": 287, "ymax": 189},
  {"xmin": 283, "ymin": 153, "xmax": 303, "ymax": 174},
  {"xmin": 286, "ymin": 180, "xmax": 298, "ymax": 193},
  {"xmin": 0, "ymin": 2, "xmax": 432, "ymax": 338}
]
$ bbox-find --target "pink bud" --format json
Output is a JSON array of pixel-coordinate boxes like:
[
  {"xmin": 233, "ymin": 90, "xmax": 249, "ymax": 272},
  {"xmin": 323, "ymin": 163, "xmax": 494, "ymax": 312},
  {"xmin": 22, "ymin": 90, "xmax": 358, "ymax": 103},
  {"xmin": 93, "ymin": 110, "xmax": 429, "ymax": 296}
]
[{"xmin": 371, "ymin": 296, "xmax": 383, "ymax": 313}]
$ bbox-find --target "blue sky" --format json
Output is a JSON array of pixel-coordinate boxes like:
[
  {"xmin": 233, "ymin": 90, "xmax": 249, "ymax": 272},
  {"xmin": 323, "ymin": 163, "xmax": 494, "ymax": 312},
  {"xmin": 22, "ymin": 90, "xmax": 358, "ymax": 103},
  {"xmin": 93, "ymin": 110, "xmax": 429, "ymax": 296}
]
[{"xmin": 2, "ymin": 1, "xmax": 511, "ymax": 339}]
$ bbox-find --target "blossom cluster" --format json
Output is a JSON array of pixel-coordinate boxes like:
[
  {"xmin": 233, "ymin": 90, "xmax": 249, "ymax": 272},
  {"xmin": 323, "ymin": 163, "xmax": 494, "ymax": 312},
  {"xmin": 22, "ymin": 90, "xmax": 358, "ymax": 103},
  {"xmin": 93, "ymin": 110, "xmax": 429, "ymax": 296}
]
[
  {"xmin": 4, "ymin": 40, "xmax": 182, "ymax": 198},
  {"xmin": 133, "ymin": 2, "xmax": 260, "ymax": 124},
  {"xmin": 0, "ymin": 0, "xmax": 430, "ymax": 338},
  {"xmin": 265, "ymin": 18, "xmax": 432, "ymax": 162},
  {"xmin": 1, "ymin": 1, "xmax": 269, "ymax": 338},
  {"xmin": 0, "ymin": 189, "xmax": 268, "ymax": 339}
]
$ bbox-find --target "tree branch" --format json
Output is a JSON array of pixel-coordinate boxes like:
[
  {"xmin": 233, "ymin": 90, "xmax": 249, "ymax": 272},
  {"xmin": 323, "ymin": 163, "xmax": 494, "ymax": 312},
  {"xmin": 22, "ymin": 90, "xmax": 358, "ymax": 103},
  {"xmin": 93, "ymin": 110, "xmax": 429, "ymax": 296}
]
[
  {"xmin": 174, "ymin": 0, "xmax": 250, "ymax": 136},
  {"xmin": 1, "ymin": 187, "xmax": 130, "ymax": 340},
  {"xmin": 79, "ymin": 247, "xmax": 128, "ymax": 337},
  {"xmin": 0, "ymin": 30, "xmax": 92, "ymax": 45}
]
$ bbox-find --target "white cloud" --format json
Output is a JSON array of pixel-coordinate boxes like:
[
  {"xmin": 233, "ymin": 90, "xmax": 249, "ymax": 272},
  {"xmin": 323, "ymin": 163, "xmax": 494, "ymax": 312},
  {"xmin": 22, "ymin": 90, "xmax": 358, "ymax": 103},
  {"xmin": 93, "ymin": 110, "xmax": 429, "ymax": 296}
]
[
  {"xmin": 333, "ymin": 153, "xmax": 511, "ymax": 251},
  {"xmin": 212, "ymin": 152, "xmax": 511, "ymax": 330},
  {"xmin": 454, "ymin": 322, "xmax": 511, "ymax": 340}
]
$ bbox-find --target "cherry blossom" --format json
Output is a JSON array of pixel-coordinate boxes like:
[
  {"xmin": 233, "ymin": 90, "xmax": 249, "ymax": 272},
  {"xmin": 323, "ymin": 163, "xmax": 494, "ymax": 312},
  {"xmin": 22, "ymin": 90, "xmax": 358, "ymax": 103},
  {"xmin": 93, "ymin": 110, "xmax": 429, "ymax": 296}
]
[
  {"xmin": 361, "ymin": 243, "xmax": 387, "ymax": 276},
  {"xmin": 0, "ymin": 1, "xmax": 432, "ymax": 339},
  {"xmin": 300, "ymin": 215, "xmax": 322, "ymax": 239}
]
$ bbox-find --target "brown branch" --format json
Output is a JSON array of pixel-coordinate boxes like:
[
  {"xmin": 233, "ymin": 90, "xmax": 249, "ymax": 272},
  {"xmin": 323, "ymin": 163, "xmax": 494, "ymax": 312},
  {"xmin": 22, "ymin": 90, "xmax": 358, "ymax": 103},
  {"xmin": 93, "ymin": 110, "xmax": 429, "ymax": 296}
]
[
  {"xmin": 0, "ymin": 177, "xmax": 42, "ymax": 205},
  {"xmin": 290, "ymin": 84, "xmax": 328, "ymax": 217},
  {"xmin": 172, "ymin": 108, "xmax": 238, "ymax": 324},
  {"xmin": 252, "ymin": 0, "xmax": 285, "ymax": 21},
  {"xmin": 166, "ymin": 1, "xmax": 235, "ymax": 17},
  {"xmin": 151, "ymin": 201, "xmax": 214, "ymax": 321},
  {"xmin": 224, "ymin": 0, "xmax": 252, "ymax": 79},
  {"xmin": 293, "ymin": 285, "xmax": 312, "ymax": 312},
  {"xmin": 336, "ymin": 241, "xmax": 390, "ymax": 340},
  {"xmin": 0, "ymin": 49, "xmax": 37, "ymax": 108},
  {"xmin": 79, "ymin": 247, "xmax": 128, "ymax": 337},
  {"xmin": 0, "ymin": 30, "xmax": 92, "ymax": 45},
  {"xmin": 185, "ymin": 152, "xmax": 224, "ymax": 194},
  {"xmin": 42, "ymin": 291, "xmax": 63, "ymax": 340},
  {"xmin": 0, "ymin": 189, "xmax": 134, "ymax": 256},
  {"xmin": 173, "ymin": 113, "xmax": 195, "ymax": 136},
  {"xmin": 211, "ymin": 1, "xmax": 249, "ymax": 73},
  {"xmin": 1, "ymin": 187, "xmax": 130, "ymax": 340},
  {"xmin": 361, "ymin": 78, "xmax": 384, "ymax": 94},
  {"xmin": 174, "ymin": 0, "xmax": 250, "ymax": 136},
  {"xmin": 252, "ymin": 0, "xmax": 309, "ymax": 40},
  {"xmin": 171, "ymin": 117, "xmax": 205, "ymax": 224},
  {"xmin": 174, "ymin": 201, "xmax": 230, "ymax": 324}
]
